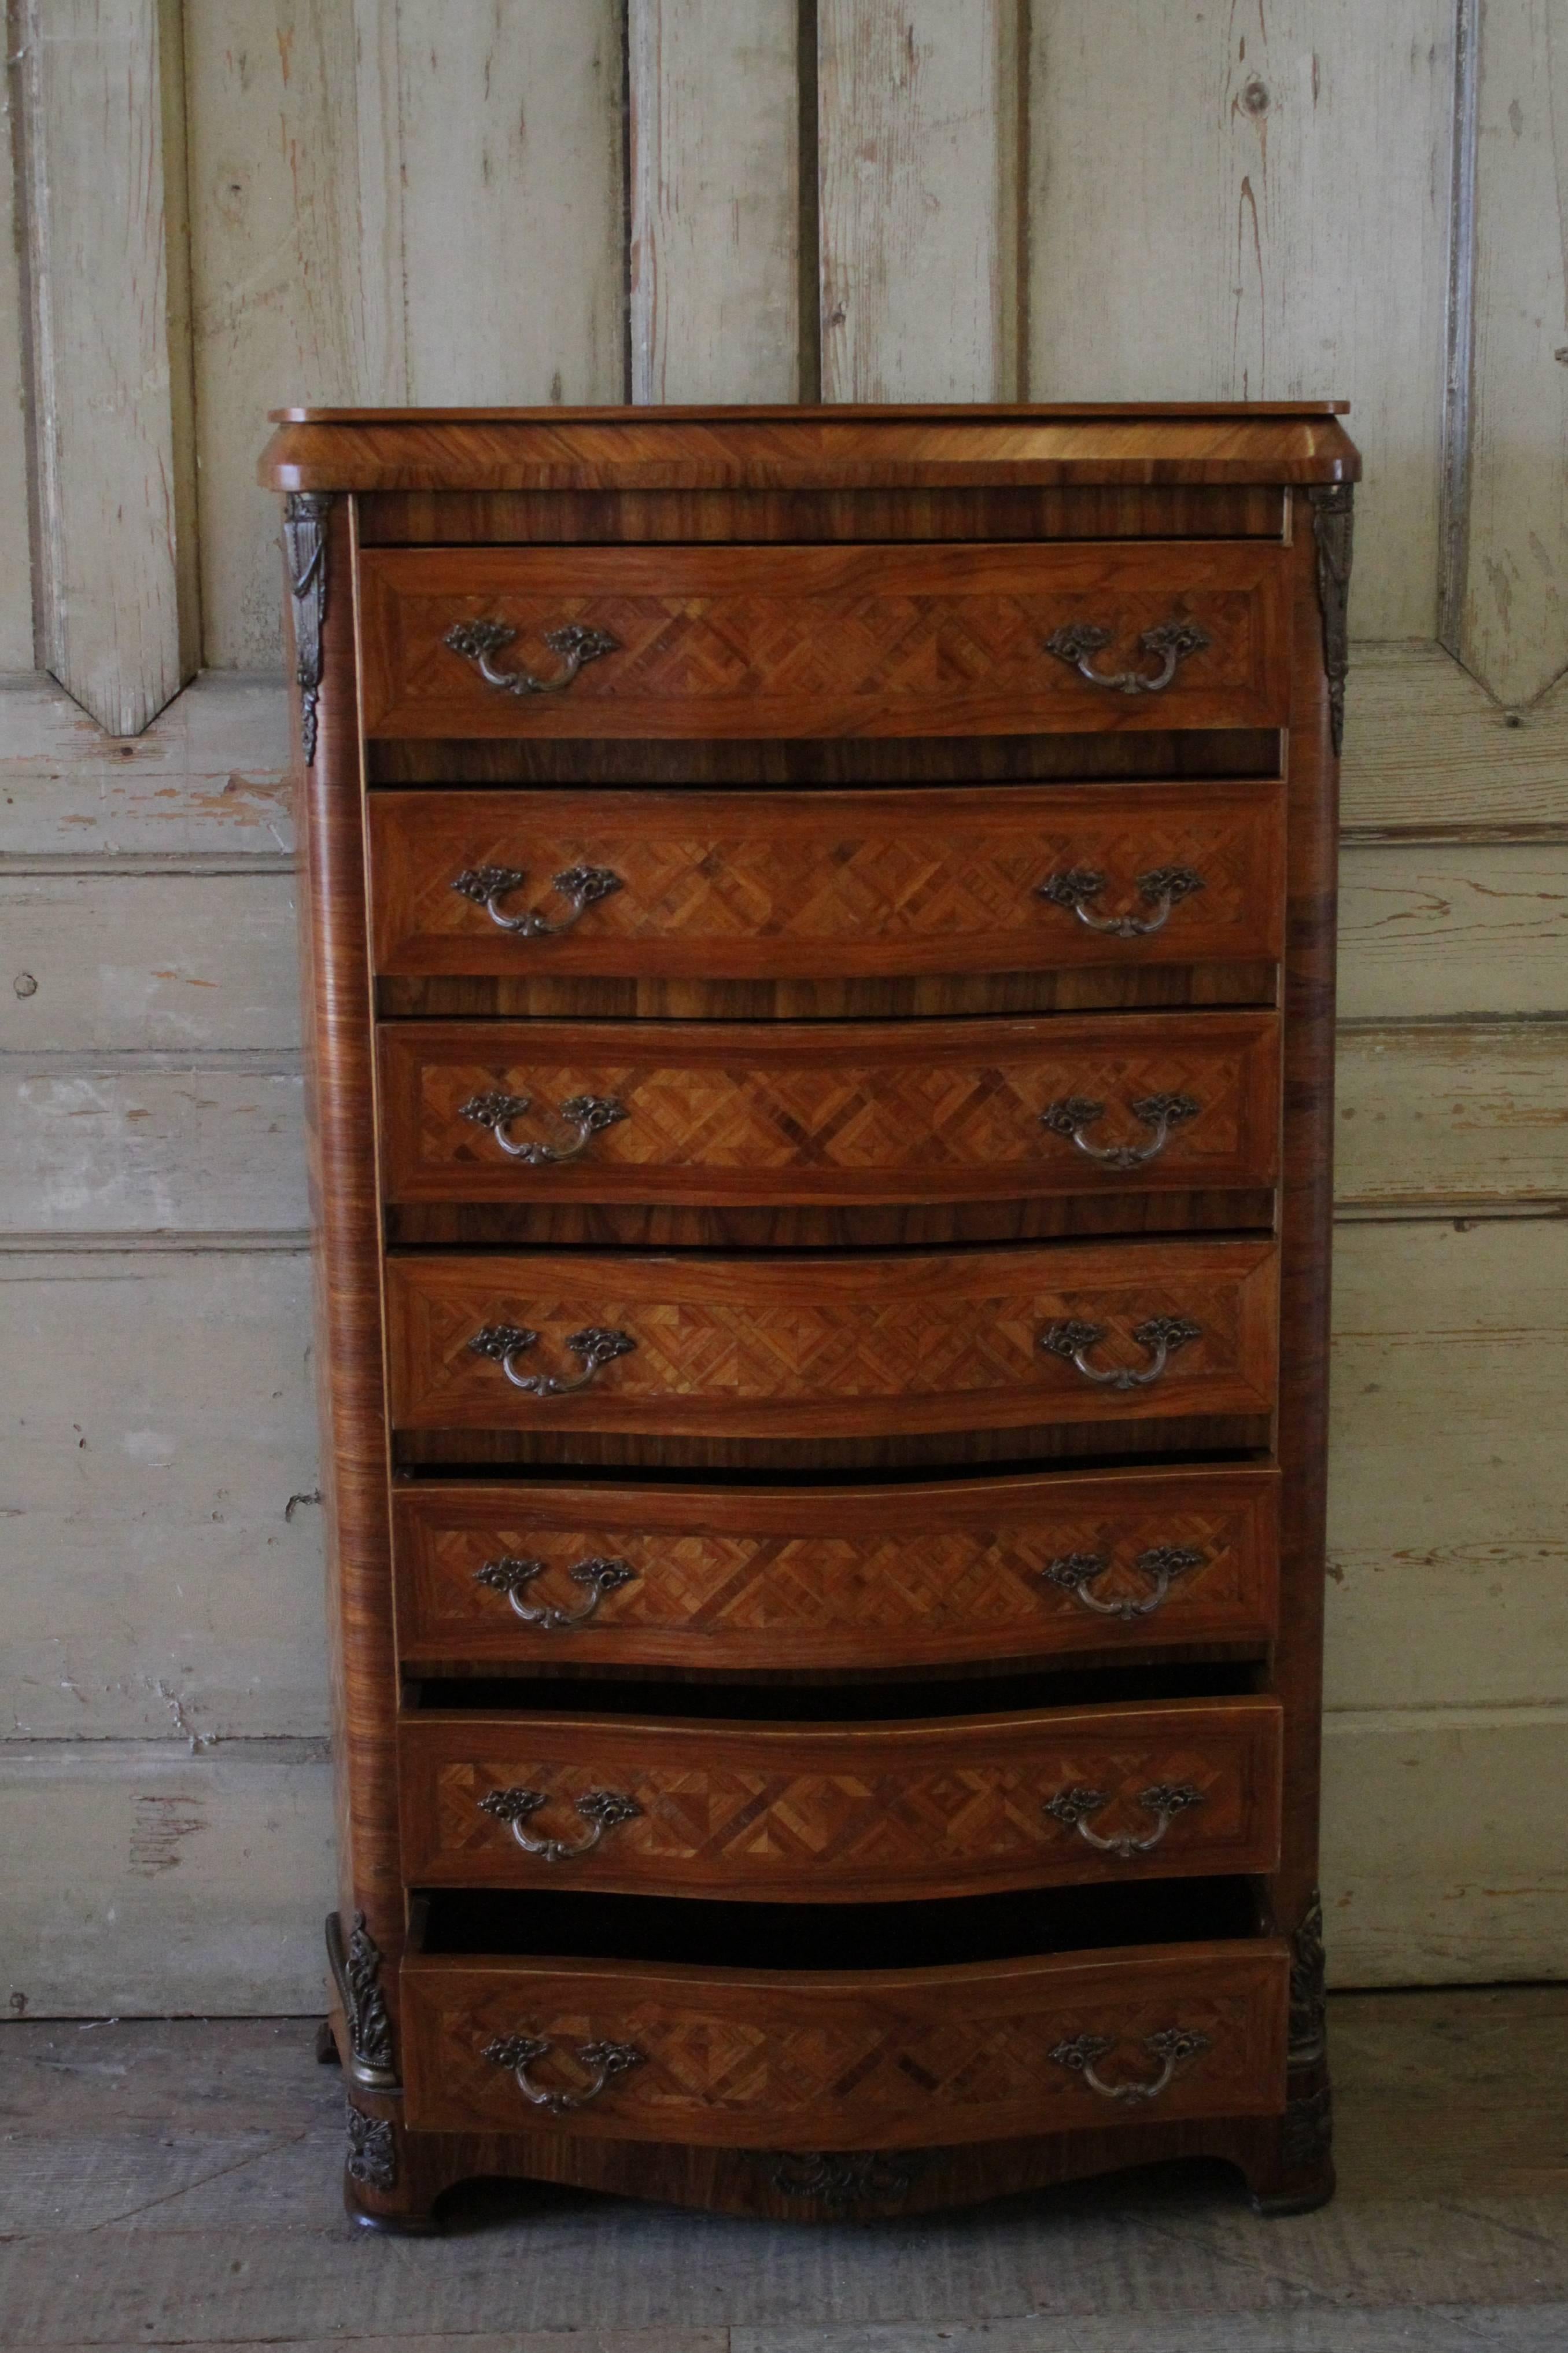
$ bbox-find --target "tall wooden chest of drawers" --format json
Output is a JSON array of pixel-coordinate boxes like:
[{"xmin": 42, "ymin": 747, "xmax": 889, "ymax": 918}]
[{"xmin": 261, "ymin": 403, "xmax": 1357, "ymax": 2232}]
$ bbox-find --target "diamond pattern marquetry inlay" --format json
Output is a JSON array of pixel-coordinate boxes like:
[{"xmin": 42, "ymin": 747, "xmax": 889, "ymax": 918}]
[
  {"xmin": 399, "ymin": 1697, "xmax": 1282, "ymax": 1898},
  {"xmin": 400, "ymin": 1953, "xmax": 1289, "ymax": 2148}
]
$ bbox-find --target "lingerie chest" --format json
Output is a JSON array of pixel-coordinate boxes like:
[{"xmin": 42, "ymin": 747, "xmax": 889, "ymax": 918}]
[{"xmin": 259, "ymin": 402, "xmax": 1356, "ymax": 2230}]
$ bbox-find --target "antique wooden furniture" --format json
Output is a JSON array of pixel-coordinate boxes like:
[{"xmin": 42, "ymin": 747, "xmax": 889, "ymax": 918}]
[{"xmin": 261, "ymin": 403, "xmax": 1355, "ymax": 2232}]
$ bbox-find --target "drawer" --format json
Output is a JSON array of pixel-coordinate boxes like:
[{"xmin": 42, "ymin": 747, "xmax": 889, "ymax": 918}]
[
  {"xmin": 401, "ymin": 1939, "xmax": 1290, "ymax": 2146},
  {"xmin": 385, "ymin": 1238, "xmax": 1279, "ymax": 1444},
  {"xmin": 378, "ymin": 1012, "xmax": 1282, "ymax": 1210},
  {"xmin": 393, "ymin": 1465, "xmax": 1281, "ymax": 1670},
  {"xmin": 367, "ymin": 781, "xmax": 1286, "ymax": 985},
  {"xmin": 358, "ymin": 542, "xmax": 1291, "ymax": 738},
  {"xmin": 397, "ymin": 1695, "xmax": 1282, "ymax": 1899}
]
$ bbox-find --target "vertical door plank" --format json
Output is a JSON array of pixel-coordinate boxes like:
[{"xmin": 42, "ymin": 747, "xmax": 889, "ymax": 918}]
[
  {"xmin": 818, "ymin": 0, "xmax": 1021, "ymax": 402},
  {"xmin": 1028, "ymin": 2, "xmax": 1454, "ymax": 641},
  {"xmin": 0, "ymin": 72, "xmax": 35, "ymax": 668},
  {"xmin": 184, "ymin": 2, "xmax": 368, "ymax": 671},
  {"xmin": 186, "ymin": 1, "xmax": 625, "ymax": 667},
  {"xmin": 1455, "ymin": 0, "xmax": 1568, "ymax": 706},
  {"xmin": 15, "ymin": 0, "xmax": 198, "ymax": 732},
  {"xmin": 393, "ymin": 2, "xmax": 625, "ymax": 406},
  {"xmin": 628, "ymin": 0, "xmax": 800, "ymax": 402}
]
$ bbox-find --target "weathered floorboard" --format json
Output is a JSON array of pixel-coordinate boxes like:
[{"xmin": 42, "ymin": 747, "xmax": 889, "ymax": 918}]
[
  {"xmin": 1027, "ymin": 2, "xmax": 1455, "ymax": 640},
  {"xmin": 11, "ymin": 839, "xmax": 1560, "ymax": 1057},
  {"xmin": 5, "ymin": 1025, "xmax": 1563, "ymax": 1242},
  {"xmin": 818, "ymin": 0, "xmax": 1021, "ymax": 401},
  {"xmin": 0, "ymin": 1250, "xmax": 323, "ymax": 1744},
  {"xmin": 1337, "ymin": 842, "xmax": 1568, "ymax": 1019},
  {"xmin": 0, "ymin": 672, "xmax": 290, "ymax": 857},
  {"xmin": 628, "ymin": 0, "xmax": 800, "ymax": 402},
  {"xmin": 1454, "ymin": 0, "xmax": 1568, "ymax": 706},
  {"xmin": 3, "ymin": 1703, "xmax": 1562, "ymax": 2012},
  {"xmin": 0, "ymin": 1055, "xmax": 307, "ymax": 1238},
  {"xmin": 0, "ymin": 1740, "xmax": 333, "ymax": 2015},
  {"xmin": 14, "ymin": 0, "xmax": 199, "ymax": 731},
  {"xmin": 1326, "ymin": 1216, "xmax": 1568, "ymax": 1713},
  {"xmin": 1, "ymin": 872, "xmax": 297, "ymax": 1052},
  {"xmin": 1341, "ymin": 643, "xmax": 1568, "ymax": 835},
  {"xmin": 1335, "ymin": 1023, "xmax": 1568, "ymax": 1212},
  {"xmin": 9, "ymin": 647, "xmax": 1564, "ymax": 860}
]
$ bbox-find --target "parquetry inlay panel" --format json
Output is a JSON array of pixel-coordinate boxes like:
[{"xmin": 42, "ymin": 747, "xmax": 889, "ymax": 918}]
[
  {"xmin": 400, "ymin": 1947, "xmax": 1290, "ymax": 2146},
  {"xmin": 397, "ymin": 1698, "xmax": 1282, "ymax": 1897},
  {"xmin": 386, "ymin": 1241, "xmax": 1279, "ymax": 1437},
  {"xmin": 392, "ymin": 1467, "xmax": 1281, "ymax": 1667},
  {"xmin": 368, "ymin": 782, "xmax": 1286, "ymax": 979},
  {"xmin": 379, "ymin": 1012, "xmax": 1281, "ymax": 1205},
  {"xmin": 359, "ymin": 542, "xmax": 1290, "ymax": 738}
]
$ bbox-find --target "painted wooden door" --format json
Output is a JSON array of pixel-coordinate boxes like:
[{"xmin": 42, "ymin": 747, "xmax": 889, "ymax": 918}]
[{"xmin": 2, "ymin": 1, "xmax": 1564, "ymax": 2010}]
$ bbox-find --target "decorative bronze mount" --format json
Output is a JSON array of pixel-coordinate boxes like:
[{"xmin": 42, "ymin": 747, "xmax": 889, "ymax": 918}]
[
  {"xmin": 761, "ymin": 2149, "xmax": 924, "ymax": 2209},
  {"xmin": 1307, "ymin": 484, "xmax": 1355, "ymax": 756},
  {"xmin": 324, "ymin": 1909, "xmax": 400, "ymax": 2093},
  {"xmin": 344, "ymin": 2100, "xmax": 397, "ymax": 2191},
  {"xmin": 1289, "ymin": 1887, "xmax": 1327, "ymax": 2067},
  {"xmin": 283, "ymin": 492, "xmax": 331, "ymax": 765}
]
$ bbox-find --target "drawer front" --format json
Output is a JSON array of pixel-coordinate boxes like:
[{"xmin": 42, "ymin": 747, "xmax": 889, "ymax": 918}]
[
  {"xmin": 359, "ymin": 542, "xmax": 1290, "ymax": 738},
  {"xmin": 386, "ymin": 1239, "xmax": 1279, "ymax": 1442},
  {"xmin": 402, "ymin": 1940, "xmax": 1290, "ymax": 2146},
  {"xmin": 378, "ymin": 1012, "xmax": 1282, "ymax": 1209},
  {"xmin": 368, "ymin": 781, "xmax": 1286, "ymax": 983},
  {"xmin": 399, "ymin": 1697, "xmax": 1282, "ymax": 1900},
  {"xmin": 393, "ymin": 1465, "xmax": 1281, "ymax": 1669}
]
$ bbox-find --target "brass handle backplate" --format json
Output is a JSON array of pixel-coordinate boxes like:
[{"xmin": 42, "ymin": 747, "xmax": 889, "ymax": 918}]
[
  {"xmin": 451, "ymin": 862, "xmax": 624, "ymax": 938},
  {"xmin": 475, "ymin": 1553, "xmax": 638, "ymax": 1630},
  {"xmin": 1040, "ymin": 1315, "xmax": 1201, "ymax": 1390},
  {"xmin": 468, "ymin": 1324, "xmax": 636, "ymax": 1397},
  {"xmin": 482, "ymin": 2031, "xmax": 645, "ymax": 2112},
  {"xmin": 1037, "ymin": 1544, "xmax": 1208, "ymax": 1622},
  {"xmin": 1045, "ymin": 618, "xmax": 1210, "ymax": 695},
  {"xmin": 445, "ymin": 617, "xmax": 619, "ymax": 697},
  {"xmin": 1041, "ymin": 1092, "xmax": 1201, "ymax": 1168},
  {"xmin": 460, "ymin": 1089, "xmax": 629, "ymax": 1165},
  {"xmin": 477, "ymin": 1785, "xmax": 643, "ymax": 1862},
  {"xmin": 1049, "ymin": 2027, "xmax": 1211, "ymax": 2104},
  {"xmin": 1044, "ymin": 1781, "xmax": 1206, "ymax": 1857},
  {"xmin": 1036, "ymin": 864, "xmax": 1205, "ymax": 938}
]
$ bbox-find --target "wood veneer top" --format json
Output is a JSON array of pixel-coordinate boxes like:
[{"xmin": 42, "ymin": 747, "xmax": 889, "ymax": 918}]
[{"xmin": 259, "ymin": 404, "xmax": 1359, "ymax": 493}]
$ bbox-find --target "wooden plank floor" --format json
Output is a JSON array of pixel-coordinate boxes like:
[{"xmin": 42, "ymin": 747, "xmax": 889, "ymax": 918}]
[{"xmin": 1, "ymin": 1989, "xmax": 1564, "ymax": 2351}]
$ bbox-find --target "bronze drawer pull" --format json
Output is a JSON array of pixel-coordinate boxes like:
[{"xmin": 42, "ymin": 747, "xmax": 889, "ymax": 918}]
[
  {"xmin": 460, "ymin": 1089, "xmax": 629, "ymax": 1165},
  {"xmin": 1040, "ymin": 1315, "xmax": 1201, "ymax": 1390},
  {"xmin": 1038, "ymin": 1544, "xmax": 1208, "ymax": 1622},
  {"xmin": 1040, "ymin": 1092, "xmax": 1200, "ymax": 1168},
  {"xmin": 1043, "ymin": 1781, "xmax": 1205, "ymax": 1857},
  {"xmin": 1049, "ymin": 2027, "xmax": 1211, "ymax": 2104},
  {"xmin": 475, "ymin": 1553, "xmax": 637, "ymax": 1630},
  {"xmin": 482, "ymin": 2031, "xmax": 645, "ymax": 2113},
  {"xmin": 1044, "ymin": 618, "xmax": 1210, "ymax": 696},
  {"xmin": 1036, "ymin": 864, "xmax": 1205, "ymax": 937},
  {"xmin": 445, "ymin": 617, "xmax": 620, "ymax": 697},
  {"xmin": 468, "ymin": 1323, "xmax": 636, "ymax": 1397},
  {"xmin": 451, "ymin": 861, "xmax": 624, "ymax": 938},
  {"xmin": 477, "ymin": 1785, "xmax": 643, "ymax": 1862}
]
